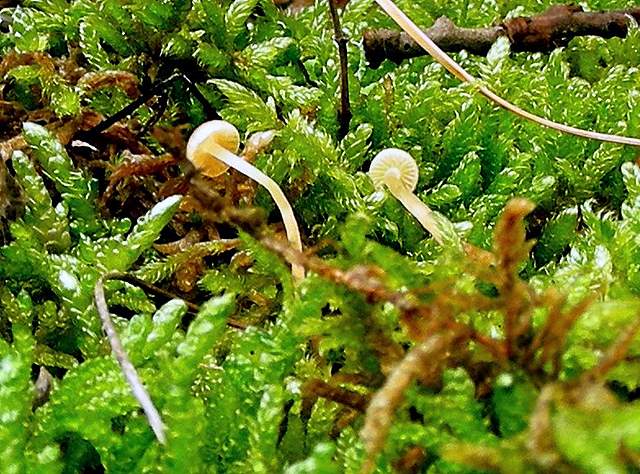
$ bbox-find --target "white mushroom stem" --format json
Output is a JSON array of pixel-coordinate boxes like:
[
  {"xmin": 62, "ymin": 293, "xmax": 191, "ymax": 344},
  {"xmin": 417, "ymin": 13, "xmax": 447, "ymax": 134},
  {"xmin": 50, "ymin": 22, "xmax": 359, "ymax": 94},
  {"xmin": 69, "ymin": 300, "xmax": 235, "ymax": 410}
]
[
  {"xmin": 207, "ymin": 142, "xmax": 305, "ymax": 281},
  {"xmin": 382, "ymin": 170, "xmax": 445, "ymax": 246},
  {"xmin": 375, "ymin": 0, "xmax": 640, "ymax": 147}
]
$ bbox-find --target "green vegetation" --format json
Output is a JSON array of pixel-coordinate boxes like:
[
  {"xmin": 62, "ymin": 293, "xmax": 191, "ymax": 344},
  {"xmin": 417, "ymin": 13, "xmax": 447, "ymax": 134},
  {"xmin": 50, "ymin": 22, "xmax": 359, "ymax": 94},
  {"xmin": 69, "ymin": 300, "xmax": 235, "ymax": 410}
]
[{"xmin": 2, "ymin": 0, "xmax": 640, "ymax": 472}]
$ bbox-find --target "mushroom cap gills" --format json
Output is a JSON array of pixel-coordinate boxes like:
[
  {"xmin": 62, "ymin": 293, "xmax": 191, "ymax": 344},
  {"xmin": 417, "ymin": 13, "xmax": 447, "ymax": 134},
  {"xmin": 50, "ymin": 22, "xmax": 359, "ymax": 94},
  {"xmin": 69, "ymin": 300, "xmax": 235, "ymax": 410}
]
[
  {"xmin": 186, "ymin": 120, "xmax": 241, "ymax": 178},
  {"xmin": 368, "ymin": 148, "xmax": 419, "ymax": 191}
]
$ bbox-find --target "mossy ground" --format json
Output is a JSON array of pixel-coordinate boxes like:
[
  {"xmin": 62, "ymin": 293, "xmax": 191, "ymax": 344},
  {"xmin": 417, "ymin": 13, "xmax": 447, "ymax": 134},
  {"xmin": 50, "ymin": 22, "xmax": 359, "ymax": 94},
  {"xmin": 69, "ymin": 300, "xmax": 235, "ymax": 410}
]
[{"xmin": 2, "ymin": 0, "xmax": 640, "ymax": 472}]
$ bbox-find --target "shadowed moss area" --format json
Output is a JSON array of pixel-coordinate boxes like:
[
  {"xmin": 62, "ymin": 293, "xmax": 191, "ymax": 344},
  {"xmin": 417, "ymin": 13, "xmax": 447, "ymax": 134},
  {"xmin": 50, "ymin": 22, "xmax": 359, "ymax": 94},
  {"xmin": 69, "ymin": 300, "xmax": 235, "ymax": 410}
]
[{"xmin": 2, "ymin": 0, "xmax": 640, "ymax": 472}]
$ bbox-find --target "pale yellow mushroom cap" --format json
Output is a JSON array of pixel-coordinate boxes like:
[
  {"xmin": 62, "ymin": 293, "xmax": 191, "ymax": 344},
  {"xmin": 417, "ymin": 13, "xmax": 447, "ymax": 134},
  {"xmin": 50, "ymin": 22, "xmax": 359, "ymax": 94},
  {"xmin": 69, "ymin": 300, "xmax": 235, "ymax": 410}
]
[
  {"xmin": 186, "ymin": 120, "xmax": 241, "ymax": 178},
  {"xmin": 368, "ymin": 148, "xmax": 419, "ymax": 191}
]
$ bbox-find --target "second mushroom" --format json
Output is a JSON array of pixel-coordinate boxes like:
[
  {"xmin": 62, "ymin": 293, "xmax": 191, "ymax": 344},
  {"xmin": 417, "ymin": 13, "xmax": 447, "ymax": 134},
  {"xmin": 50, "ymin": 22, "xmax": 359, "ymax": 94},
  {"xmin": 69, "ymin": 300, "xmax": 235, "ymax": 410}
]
[{"xmin": 369, "ymin": 148, "xmax": 461, "ymax": 250}]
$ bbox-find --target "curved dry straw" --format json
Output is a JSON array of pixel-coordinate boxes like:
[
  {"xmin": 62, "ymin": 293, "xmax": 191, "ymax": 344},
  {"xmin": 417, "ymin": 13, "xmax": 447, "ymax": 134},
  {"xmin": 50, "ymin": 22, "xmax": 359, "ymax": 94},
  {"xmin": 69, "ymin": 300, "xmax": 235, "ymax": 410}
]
[
  {"xmin": 186, "ymin": 121, "xmax": 305, "ymax": 281},
  {"xmin": 94, "ymin": 274, "xmax": 166, "ymax": 444},
  {"xmin": 375, "ymin": 0, "xmax": 640, "ymax": 147}
]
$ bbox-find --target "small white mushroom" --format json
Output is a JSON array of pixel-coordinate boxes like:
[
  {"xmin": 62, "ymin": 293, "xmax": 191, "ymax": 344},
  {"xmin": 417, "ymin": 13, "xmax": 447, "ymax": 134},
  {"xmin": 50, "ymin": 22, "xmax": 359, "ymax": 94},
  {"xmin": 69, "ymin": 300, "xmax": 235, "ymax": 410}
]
[
  {"xmin": 186, "ymin": 120, "xmax": 305, "ymax": 281},
  {"xmin": 369, "ymin": 148, "xmax": 456, "ymax": 247}
]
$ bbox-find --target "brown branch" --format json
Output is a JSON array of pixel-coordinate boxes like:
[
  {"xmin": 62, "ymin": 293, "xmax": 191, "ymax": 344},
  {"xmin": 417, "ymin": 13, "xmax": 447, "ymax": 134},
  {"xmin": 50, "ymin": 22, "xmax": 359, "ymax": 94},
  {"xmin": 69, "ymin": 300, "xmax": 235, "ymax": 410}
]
[
  {"xmin": 303, "ymin": 378, "xmax": 371, "ymax": 412},
  {"xmin": 374, "ymin": 0, "xmax": 640, "ymax": 146},
  {"xmin": 393, "ymin": 446, "xmax": 428, "ymax": 474},
  {"xmin": 493, "ymin": 198, "xmax": 536, "ymax": 358},
  {"xmin": 364, "ymin": 5, "xmax": 640, "ymax": 68},
  {"xmin": 360, "ymin": 330, "xmax": 469, "ymax": 474},
  {"xmin": 531, "ymin": 294, "xmax": 595, "ymax": 377},
  {"xmin": 328, "ymin": 0, "xmax": 352, "ymax": 139},
  {"xmin": 262, "ymin": 236, "xmax": 512, "ymax": 359},
  {"xmin": 582, "ymin": 314, "xmax": 640, "ymax": 382},
  {"xmin": 364, "ymin": 17, "xmax": 503, "ymax": 67}
]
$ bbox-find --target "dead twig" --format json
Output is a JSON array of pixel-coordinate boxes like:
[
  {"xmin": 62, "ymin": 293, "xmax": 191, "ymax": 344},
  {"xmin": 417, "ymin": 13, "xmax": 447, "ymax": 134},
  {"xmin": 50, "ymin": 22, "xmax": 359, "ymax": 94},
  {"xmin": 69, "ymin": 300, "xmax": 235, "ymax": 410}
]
[
  {"xmin": 105, "ymin": 271, "xmax": 248, "ymax": 330},
  {"xmin": 102, "ymin": 153, "xmax": 179, "ymax": 203},
  {"xmin": 262, "ymin": 236, "xmax": 508, "ymax": 358},
  {"xmin": 369, "ymin": 0, "xmax": 640, "ymax": 146},
  {"xmin": 359, "ymin": 330, "xmax": 469, "ymax": 473},
  {"xmin": 492, "ymin": 198, "xmax": 536, "ymax": 358},
  {"xmin": 364, "ymin": 5, "xmax": 640, "ymax": 67},
  {"xmin": 303, "ymin": 379, "xmax": 371, "ymax": 412},
  {"xmin": 582, "ymin": 315, "xmax": 640, "ymax": 382},
  {"xmin": 364, "ymin": 17, "xmax": 503, "ymax": 67},
  {"xmin": 531, "ymin": 294, "xmax": 595, "ymax": 377},
  {"xmin": 328, "ymin": 0, "xmax": 352, "ymax": 139},
  {"xmin": 79, "ymin": 72, "xmax": 218, "ymax": 140}
]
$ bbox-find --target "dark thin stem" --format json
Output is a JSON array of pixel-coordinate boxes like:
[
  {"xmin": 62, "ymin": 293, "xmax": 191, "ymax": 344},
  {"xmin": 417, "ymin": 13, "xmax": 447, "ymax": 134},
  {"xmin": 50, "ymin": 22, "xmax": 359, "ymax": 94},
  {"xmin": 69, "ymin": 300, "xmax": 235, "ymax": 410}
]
[
  {"xmin": 179, "ymin": 72, "xmax": 219, "ymax": 119},
  {"xmin": 328, "ymin": 0, "xmax": 351, "ymax": 139},
  {"xmin": 303, "ymin": 378, "xmax": 371, "ymax": 412},
  {"xmin": 81, "ymin": 72, "xmax": 218, "ymax": 139},
  {"xmin": 138, "ymin": 93, "xmax": 169, "ymax": 138},
  {"xmin": 84, "ymin": 75, "xmax": 178, "ymax": 137},
  {"xmin": 94, "ymin": 273, "xmax": 166, "ymax": 444},
  {"xmin": 296, "ymin": 59, "xmax": 318, "ymax": 87},
  {"xmin": 112, "ymin": 272, "xmax": 200, "ymax": 312},
  {"xmin": 530, "ymin": 295, "xmax": 594, "ymax": 375}
]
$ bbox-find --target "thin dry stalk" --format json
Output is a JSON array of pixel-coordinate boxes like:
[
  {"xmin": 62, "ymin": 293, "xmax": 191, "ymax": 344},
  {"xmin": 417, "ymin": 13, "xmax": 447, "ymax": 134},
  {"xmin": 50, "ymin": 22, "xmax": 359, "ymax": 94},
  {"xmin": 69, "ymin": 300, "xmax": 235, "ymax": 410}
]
[
  {"xmin": 331, "ymin": 407, "xmax": 361, "ymax": 438},
  {"xmin": 359, "ymin": 331, "xmax": 467, "ymax": 473},
  {"xmin": 493, "ymin": 198, "xmax": 536, "ymax": 357},
  {"xmin": 535, "ymin": 295, "xmax": 595, "ymax": 377},
  {"xmin": 263, "ymin": 236, "xmax": 509, "ymax": 358},
  {"xmin": 302, "ymin": 379, "xmax": 370, "ymax": 412},
  {"xmin": 94, "ymin": 273, "xmax": 166, "ymax": 444},
  {"xmin": 328, "ymin": 0, "xmax": 351, "ymax": 139},
  {"xmin": 108, "ymin": 271, "xmax": 246, "ymax": 329},
  {"xmin": 520, "ymin": 289, "xmax": 566, "ymax": 367},
  {"xmin": 374, "ymin": 0, "xmax": 640, "ymax": 147},
  {"xmin": 583, "ymin": 315, "xmax": 640, "ymax": 382}
]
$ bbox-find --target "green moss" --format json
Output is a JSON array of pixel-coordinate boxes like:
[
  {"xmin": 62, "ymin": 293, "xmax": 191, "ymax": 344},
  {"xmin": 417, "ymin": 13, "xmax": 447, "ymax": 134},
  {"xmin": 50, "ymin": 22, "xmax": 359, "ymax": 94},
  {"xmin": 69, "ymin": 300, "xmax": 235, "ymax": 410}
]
[{"xmin": 2, "ymin": 0, "xmax": 640, "ymax": 471}]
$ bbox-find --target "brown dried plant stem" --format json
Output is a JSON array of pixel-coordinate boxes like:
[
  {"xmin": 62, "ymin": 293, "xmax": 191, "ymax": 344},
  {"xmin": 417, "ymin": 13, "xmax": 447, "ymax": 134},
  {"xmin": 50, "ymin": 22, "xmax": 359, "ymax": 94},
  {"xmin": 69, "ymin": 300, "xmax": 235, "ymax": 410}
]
[
  {"xmin": 360, "ymin": 330, "xmax": 468, "ymax": 474},
  {"xmin": 531, "ymin": 294, "xmax": 595, "ymax": 377},
  {"xmin": 583, "ymin": 315, "xmax": 640, "ymax": 382},
  {"xmin": 81, "ymin": 72, "xmax": 218, "ymax": 140},
  {"xmin": 364, "ymin": 5, "xmax": 640, "ymax": 66},
  {"xmin": 303, "ymin": 379, "xmax": 371, "ymax": 412},
  {"xmin": 492, "ymin": 198, "xmax": 535, "ymax": 358},
  {"xmin": 108, "ymin": 272, "xmax": 245, "ymax": 329},
  {"xmin": 261, "ymin": 236, "xmax": 506, "ymax": 359},
  {"xmin": 371, "ymin": 0, "xmax": 640, "ymax": 147},
  {"xmin": 328, "ymin": 0, "xmax": 352, "ymax": 139}
]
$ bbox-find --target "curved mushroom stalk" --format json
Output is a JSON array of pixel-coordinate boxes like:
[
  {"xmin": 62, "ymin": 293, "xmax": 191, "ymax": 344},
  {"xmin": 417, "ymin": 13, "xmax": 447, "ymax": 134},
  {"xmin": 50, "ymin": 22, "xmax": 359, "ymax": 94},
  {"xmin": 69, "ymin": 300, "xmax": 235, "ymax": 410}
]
[
  {"xmin": 374, "ymin": 0, "xmax": 640, "ymax": 147},
  {"xmin": 382, "ymin": 173, "xmax": 446, "ymax": 246},
  {"xmin": 207, "ymin": 142, "xmax": 305, "ymax": 280},
  {"xmin": 369, "ymin": 148, "xmax": 461, "ymax": 249},
  {"xmin": 187, "ymin": 121, "xmax": 305, "ymax": 281}
]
